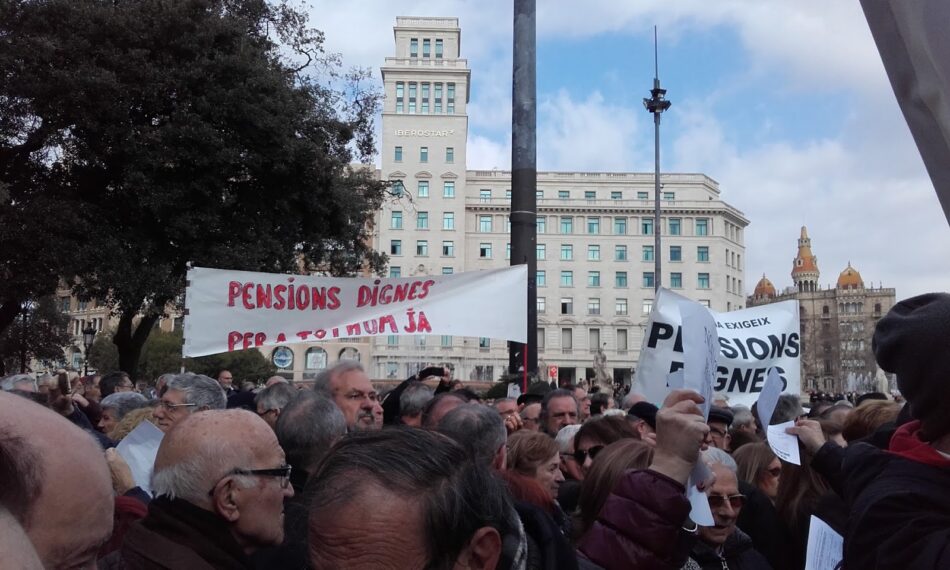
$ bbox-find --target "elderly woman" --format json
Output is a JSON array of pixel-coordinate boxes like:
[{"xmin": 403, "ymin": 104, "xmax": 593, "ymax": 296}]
[{"xmin": 98, "ymin": 391, "xmax": 149, "ymax": 434}]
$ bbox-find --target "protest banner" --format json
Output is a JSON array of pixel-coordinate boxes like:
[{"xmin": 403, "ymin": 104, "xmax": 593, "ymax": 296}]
[
  {"xmin": 182, "ymin": 265, "xmax": 527, "ymax": 357},
  {"xmin": 634, "ymin": 288, "xmax": 800, "ymax": 407}
]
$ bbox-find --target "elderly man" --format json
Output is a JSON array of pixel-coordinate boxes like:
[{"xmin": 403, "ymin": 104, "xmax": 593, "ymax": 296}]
[
  {"xmin": 568, "ymin": 384, "xmax": 591, "ymax": 422},
  {"xmin": 265, "ymin": 375, "xmax": 288, "ymax": 387},
  {"xmin": 0, "ymin": 373, "xmax": 36, "ymax": 392},
  {"xmin": 98, "ymin": 391, "xmax": 148, "ymax": 434},
  {"xmin": 308, "ymin": 429, "xmax": 523, "ymax": 569},
  {"xmin": 541, "ymin": 388, "xmax": 579, "ymax": 436},
  {"xmin": 707, "ymin": 406, "xmax": 734, "ymax": 451},
  {"xmin": 421, "ymin": 391, "xmax": 467, "ymax": 428},
  {"xmin": 437, "ymin": 403, "xmax": 508, "ymax": 470},
  {"xmin": 313, "ymin": 361, "xmax": 379, "ymax": 431},
  {"xmin": 0, "ymin": 392, "xmax": 113, "ymax": 569},
  {"xmin": 621, "ymin": 390, "xmax": 648, "ymax": 412},
  {"xmin": 398, "ymin": 381, "xmax": 434, "ymax": 427},
  {"xmin": 684, "ymin": 448, "xmax": 770, "ymax": 569},
  {"xmin": 99, "ymin": 371, "xmax": 134, "ymax": 398},
  {"xmin": 121, "ymin": 410, "xmax": 294, "ymax": 566},
  {"xmin": 254, "ymin": 381, "xmax": 298, "ymax": 430},
  {"xmin": 627, "ymin": 401, "xmax": 658, "ymax": 446},
  {"xmin": 152, "ymin": 372, "xmax": 227, "ymax": 432},
  {"xmin": 520, "ymin": 402, "xmax": 542, "ymax": 432},
  {"xmin": 216, "ymin": 369, "xmax": 235, "ymax": 393}
]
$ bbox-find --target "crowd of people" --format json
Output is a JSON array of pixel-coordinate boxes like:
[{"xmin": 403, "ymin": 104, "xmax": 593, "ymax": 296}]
[{"xmin": 1, "ymin": 292, "xmax": 949, "ymax": 569}]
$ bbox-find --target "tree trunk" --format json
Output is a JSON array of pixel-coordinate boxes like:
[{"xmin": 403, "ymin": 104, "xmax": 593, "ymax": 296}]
[
  {"xmin": 113, "ymin": 309, "xmax": 160, "ymax": 377},
  {"xmin": 0, "ymin": 295, "xmax": 24, "ymax": 337}
]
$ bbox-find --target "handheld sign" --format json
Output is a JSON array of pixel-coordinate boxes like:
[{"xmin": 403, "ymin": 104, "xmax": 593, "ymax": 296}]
[{"xmin": 758, "ymin": 368, "xmax": 801, "ymax": 465}]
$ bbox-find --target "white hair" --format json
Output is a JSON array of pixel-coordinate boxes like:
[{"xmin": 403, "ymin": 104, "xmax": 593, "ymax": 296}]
[
  {"xmin": 554, "ymin": 424, "xmax": 582, "ymax": 453},
  {"xmin": 602, "ymin": 409, "xmax": 627, "ymax": 418},
  {"xmin": 701, "ymin": 447, "xmax": 737, "ymax": 473},
  {"xmin": 0, "ymin": 375, "xmax": 34, "ymax": 392},
  {"xmin": 151, "ymin": 440, "xmax": 256, "ymax": 504}
]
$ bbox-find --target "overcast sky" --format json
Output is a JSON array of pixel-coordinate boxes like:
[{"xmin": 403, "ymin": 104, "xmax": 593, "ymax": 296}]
[{"xmin": 308, "ymin": 0, "xmax": 949, "ymax": 299}]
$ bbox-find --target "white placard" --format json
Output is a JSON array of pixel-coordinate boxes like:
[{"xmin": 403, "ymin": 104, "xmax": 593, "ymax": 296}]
[
  {"xmin": 116, "ymin": 420, "xmax": 165, "ymax": 496},
  {"xmin": 804, "ymin": 516, "xmax": 843, "ymax": 570},
  {"xmin": 634, "ymin": 289, "xmax": 800, "ymax": 408},
  {"xmin": 680, "ymin": 297, "xmax": 718, "ymax": 420},
  {"xmin": 757, "ymin": 367, "xmax": 785, "ymax": 430},
  {"xmin": 183, "ymin": 266, "xmax": 528, "ymax": 357},
  {"xmin": 507, "ymin": 383, "xmax": 522, "ymax": 399},
  {"xmin": 687, "ymin": 460, "xmax": 715, "ymax": 526},
  {"xmin": 767, "ymin": 421, "xmax": 801, "ymax": 465}
]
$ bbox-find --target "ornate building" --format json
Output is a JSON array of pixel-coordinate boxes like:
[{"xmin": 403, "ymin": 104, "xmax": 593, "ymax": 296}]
[{"xmin": 748, "ymin": 227, "xmax": 896, "ymax": 393}]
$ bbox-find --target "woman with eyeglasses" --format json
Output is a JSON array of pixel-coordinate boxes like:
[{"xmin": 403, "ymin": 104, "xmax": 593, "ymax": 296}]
[
  {"xmin": 572, "ymin": 415, "xmax": 639, "ymax": 476},
  {"xmin": 733, "ymin": 443, "xmax": 782, "ymax": 502}
]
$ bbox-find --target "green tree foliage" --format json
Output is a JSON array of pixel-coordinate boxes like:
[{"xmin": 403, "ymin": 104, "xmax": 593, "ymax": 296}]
[
  {"xmin": 186, "ymin": 349, "xmax": 277, "ymax": 385},
  {"xmin": 87, "ymin": 330, "xmax": 120, "ymax": 375},
  {"xmin": 0, "ymin": 296, "xmax": 72, "ymax": 374},
  {"xmin": 0, "ymin": 0, "xmax": 387, "ymax": 375}
]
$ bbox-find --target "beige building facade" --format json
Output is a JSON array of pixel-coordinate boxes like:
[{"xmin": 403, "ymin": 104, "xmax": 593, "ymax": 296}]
[{"xmin": 372, "ymin": 17, "xmax": 750, "ymax": 384}]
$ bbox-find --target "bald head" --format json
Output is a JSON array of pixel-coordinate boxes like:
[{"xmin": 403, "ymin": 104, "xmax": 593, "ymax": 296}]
[{"xmin": 0, "ymin": 392, "xmax": 113, "ymax": 569}]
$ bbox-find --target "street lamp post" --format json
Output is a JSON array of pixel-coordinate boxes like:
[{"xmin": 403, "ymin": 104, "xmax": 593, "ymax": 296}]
[
  {"xmin": 643, "ymin": 27, "xmax": 671, "ymax": 292},
  {"xmin": 82, "ymin": 327, "xmax": 96, "ymax": 376}
]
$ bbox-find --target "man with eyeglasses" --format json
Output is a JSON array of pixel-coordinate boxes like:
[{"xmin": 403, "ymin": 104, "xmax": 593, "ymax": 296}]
[
  {"xmin": 313, "ymin": 361, "xmax": 380, "ymax": 431},
  {"xmin": 152, "ymin": 372, "xmax": 227, "ymax": 433},
  {"xmin": 120, "ymin": 409, "xmax": 294, "ymax": 567},
  {"xmin": 707, "ymin": 406, "xmax": 734, "ymax": 452},
  {"xmin": 684, "ymin": 448, "xmax": 770, "ymax": 569}
]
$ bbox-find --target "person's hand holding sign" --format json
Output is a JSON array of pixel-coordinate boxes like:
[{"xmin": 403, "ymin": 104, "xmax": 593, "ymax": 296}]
[{"xmin": 649, "ymin": 389, "xmax": 710, "ymax": 486}]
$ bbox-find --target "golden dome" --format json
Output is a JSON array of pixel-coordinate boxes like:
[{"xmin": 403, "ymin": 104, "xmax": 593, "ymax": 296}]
[
  {"xmin": 837, "ymin": 262, "xmax": 864, "ymax": 290},
  {"xmin": 754, "ymin": 274, "xmax": 776, "ymax": 298}
]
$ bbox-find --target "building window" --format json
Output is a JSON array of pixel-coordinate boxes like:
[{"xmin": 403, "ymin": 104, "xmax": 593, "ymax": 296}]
[
  {"xmin": 420, "ymin": 147, "xmax": 428, "ymax": 163},
  {"xmin": 587, "ymin": 217, "xmax": 600, "ymax": 234},
  {"xmin": 670, "ymin": 272, "xmax": 682, "ymax": 289},
  {"xmin": 558, "ymin": 190, "xmax": 570, "ymax": 199},
  {"xmin": 611, "ymin": 191, "xmax": 622, "ymax": 200},
  {"xmin": 394, "ymin": 146, "xmax": 403, "ymax": 162},
  {"xmin": 390, "ymin": 240, "xmax": 402, "ymax": 255},
  {"xmin": 422, "ymin": 38, "xmax": 431, "ymax": 57},
  {"xmin": 420, "ymin": 82, "xmax": 430, "ymax": 113},
  {"xmin": 442, "ymin": 267, "xmax": 453, "ymax": 275},
  {"xmin": 442, "ymin": 181, "xmax": 454, "ymax": 197},
  {"xmin": 537, "ymin": 297, "xmax": 546, "ymax": 312},
  {"xmin": 537, "ymin": 270, "xmax": 546, "ymax": 287},
  {"xmin": 589, "ymin": 328, "xmax": 601, "ymax": 352},
  {"xmin": 391, "ymin": 211, "xmax": 403, "ymax": 229},
  {"xmin": 560, "ymin": 217, "xmax": 573, "ymax": 233},
  {"xmin": 614, "ymin": 217, "xmax": 627, "ymax": 235},
  {"xmin": 435, "ymin": 38, "xmax": 443, "ymax": 58},
  {"xmin": 537, "ymin": 216, "xmax": 546, "ymax": 233},
  {"xmin": 447, "ymin": 83, "xmax": 455, "ymax": 113},
  {"xmin": 536, "ymin": 244, "xmax": 546, "ymax": 259},
  {"xmin": 442, "ymin": 240, "xmax": 454, "ymax": 256},
  {"xmin": 642, "ymin": 245, "xmax": 654, "ymax": 261},
  {"xmin": 434, "ymin": 82, "xmax": 443, "ymax": 113},
  {"xmin": 588, "ymin": 245, "xmax": 600, "ymax": 261},
  {"xmin": 670, "ymin": 246, "xmax": 682, "ymax": 261},
  {"xmin": 643, "ymin": 299, "xmax": 654, "ymax": 314},
  {"xmin": 584, "ymin": 190, "xmax": 596, "ymax": 200},
  {"xmin": 560, "ymin": 244, "xmax": 573, "ymax": 261},
  {"xmin": 479, "ymin": 215, "xmax": 492, "ymax": 232},
  {"xmin": 562, "ymin": 328, "xmax": 573, "ymax": 351},
  {"xmin": 588, "ymin": 271, "xmax": 601, "ymax": 287},
  {"xmin": 479, "ymin": 337, "xmax": 490, "ymax": 349},
  {"xmin": 642, "ymin": 219, "xmax": 654, "ymax": 235},
  {"xmin": 417, "ymin": 180, "xmax": 429, "ymax": 198},
  {"xmin": 669, "ymin": 218, "xmax": 681, "ymax": 235},
  {"xmin": 479, "ymin": 189, "xmax": 491, "ymax": 202},
  {"xmin": 696, "ymin": 218, "xmax": 709, "ymax": 236},
  {"xmin": 561, "ymin": 271, "xmax": 574, "ymax": 287},
  {"xmin": 616, "ymin": 298, "xmax": 628, "ymax": 315},
  {"xmin": 588, "ymin": 298, "xmax": 601, "ymax": 315},
  {"xmin": 387, "ymin": 335, "xmax": 399, "ymax": 346},
  {"xmin": 443, "ymin": 212, "xmax": 454, "ymax": 230},
  {"xmin": 637, "ymin": 191, "xmax": 649, "ymax": 199},
  {"xmin": 663, "ymin": 191, "xmax": 675, "ymax": 201},
  {"xmin": 615, "ymin": 245, "xmax": 627, "ymax": 261},
  {"xmin": 390, "ymin": 266, "xmax": 401, "ymax": 278},
  {"xmin": 506, "ymin": 189, "xmax": 513, "ymax": 200},
  {"xmin": 479, "ymin": 243, "xmax": 492, "ymax": 258},
  {"xmin": 416, "ymin": 212, "xmax": 428, "ymax": 229},
  {"xmin": 408, "ymin": 82, "xmax": 417, "ymax": 113},
  {"xmin": 698, "ymin": 273, "xmax": 710, "ymax": 289},
  {"xmin": 416, "ymin": 240, "xmax": 428, "ymax": 256},
  {"xmin": 441, "ymin": 335, "xmax": 452, "ymax": 347},
  {"xmin": 616, "ymin": 271, "xmax": 628, "ymax": 288},
  {"xmin": 446, "ymin": 147, "xmax": 454, "ymax": 163},
  {"xmin": 643, "ymin": 272, "xmax": 655, "ymax": 288},
  {"xmin": 617, "ymin": 329, "xmax": 629, "ymax": 351},
  {"xmin": 538, "ymin": 328, "xmax": 545, "ymax": 350},
  {"xmin": 410, "ymin": 38, "xmax": 418, "ymax": 57},
  {"xmin": 697, "ymin": 246, "xmax": 709, "ymax": 262},
  {"xmin": 561, "ymin": 297, "xmax": 573, "ymax": 314},
  {"xmin": 700, "ymin": 299, "xmax": 711, "ymax": 308},
  {"xmin": 395, "ymin": 82, "xmax": 404, "ymax": 113}
]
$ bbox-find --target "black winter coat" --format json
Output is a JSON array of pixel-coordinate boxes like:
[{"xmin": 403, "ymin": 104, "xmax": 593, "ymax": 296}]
[{"xmin": 683, "ymin": 528, "xmax": 771, "ymax": 570}]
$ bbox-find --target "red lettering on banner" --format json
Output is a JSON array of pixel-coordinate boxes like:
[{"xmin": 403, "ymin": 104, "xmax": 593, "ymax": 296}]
[
  {"xmin": 346, "ymin": 323, "xmax": 362, "ymax": 336},
  {"xmin": 327, "ymin": 287, "xmax": 341, "ymax": 310},
  {"xmin": 256, "ymin": 284, "xmax": 272, "ymax": 309},
  {"xmin": 416, "ymin": 310, "xmax": 432, "ymax": 333},
  {"xmin": 242, "ymin": 283, "xmax": 254, "ymax": 309},
  {"xmin": 254, "ymin": 332, "xmax": 266, "ymax": 347},
  {"xmin": 379, "ymin": 315, "xmax": 397, "ymax": 333},
  {"xmin": 276, "ymin": 333, "xmax": 287, "ymax": 343},
  {"xmin": 274, "ymin": 285, "xmax": 287, "ymax": 309},
  {"xmin": 228, "ymin": 331, "xmax": 242, "ymax": 351},
  {"xmin": 228, "ymin": 282, "xmax": 241, "ymax": 307},
  {"xmin": 296, "ymin": 331, "xmax": 311, "ymax": 341}
]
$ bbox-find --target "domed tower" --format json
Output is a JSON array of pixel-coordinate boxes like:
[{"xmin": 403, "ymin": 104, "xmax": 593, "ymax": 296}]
[
  {"xmin": 791, "ymin": 226, "xmax": 820, "ymax": 292},
  {"xmin": 836, "ymin": 262, "xmax": 864, "ymax": 290},
  {"xmin": 753, "ymin": 274, "xmax": 777, "ymax": 301}
]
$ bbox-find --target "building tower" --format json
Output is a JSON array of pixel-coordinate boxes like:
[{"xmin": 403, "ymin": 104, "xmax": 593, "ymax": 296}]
[{"xmin": 791, "ymin": 226, "xmax": 820, "ymax": 292}]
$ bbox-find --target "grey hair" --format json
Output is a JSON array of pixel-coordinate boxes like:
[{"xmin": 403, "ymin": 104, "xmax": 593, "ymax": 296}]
[
  {"xmin": 165, "ymin": 373, "xmax": 226, "ymax": 410},
  {"xmin": 399, "ymin": 381, "xmax": 434, "ymax": 418},
  {"xmin": 276, "ymin": 391, "xmax": 346, "ymax": 474},
  {"xmin": 0, "ymin": 375, "xmax": 35, "ymax": 392},
  {"xmin": 254, "ymin": 382, "xmax": 297, "ymax": 412},
  {"xmin": 151, "ymin": 439, "xmax": 256, "ymax": 503},
  {"xmin": 772, "ymin": 394, "xmax": 805, "ymax": 424},
  {"xmin": 313, "ymin": 361, "xmax": 365, "ymax": 397},
  {"xmin": 100, "ymin": 392, "xmax": 148, "ymax": 421},
  {"xmin": 554, "ymin": 424, "xmax": 582, "ymax": 453},
  {"xmin": 621, "ymin": 391, "xmax": 646, "ymax": 410},
  {"xmin": 702, "ymin": 447, "xmax": 737, "ymax": 473},
  {"xmin": 436, "ymin": 404, "xmax": 507, "ymax": 467},
  {"xmin": 731, "ymin": 406, "xmax": 755, "ymax": 430}
]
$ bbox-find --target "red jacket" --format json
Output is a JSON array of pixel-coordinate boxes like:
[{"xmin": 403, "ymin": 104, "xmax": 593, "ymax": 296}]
[{"xmin": 577, "ymin": 469, "xmax": 695, "ymax": 570}]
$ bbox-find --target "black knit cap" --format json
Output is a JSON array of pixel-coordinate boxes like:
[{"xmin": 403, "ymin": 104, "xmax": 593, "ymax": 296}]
[
  {"xmin": 628, "ymin": 401, "xmax": 658, "ymax": 429},
  {"xmin": 873, "ymin": 292, "xmax": 950, "ymax": 440}
]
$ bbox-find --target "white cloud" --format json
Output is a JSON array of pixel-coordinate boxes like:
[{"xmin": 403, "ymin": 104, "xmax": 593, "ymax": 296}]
[{"xmin": 466, "ymin": 134, "xmax": 510, "ymax": 170}]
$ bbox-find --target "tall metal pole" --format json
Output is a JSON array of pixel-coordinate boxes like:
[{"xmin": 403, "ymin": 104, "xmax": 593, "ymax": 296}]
[
  {"xmin": 643, "ymin": 27, "xmax": 671, "ymax": 293},
  {"xmin": 509, "ymin": 0, "xmax": 538, "ymax": 383}
]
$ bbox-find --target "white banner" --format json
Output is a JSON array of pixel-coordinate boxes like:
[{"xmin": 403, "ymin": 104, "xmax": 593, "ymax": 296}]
[
  {"xmin": 634, "ymin": 289, "xmax": 800, "ymax": 408},
  {"xmin": 183, "ymin": 266, "xmax": 527, "ymax": 357}
]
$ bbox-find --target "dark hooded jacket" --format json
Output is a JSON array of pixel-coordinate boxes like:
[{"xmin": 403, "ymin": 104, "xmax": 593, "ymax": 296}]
[{"xmin": 682, "ymin": 528, "xmax": 771, "ymax": 570}]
